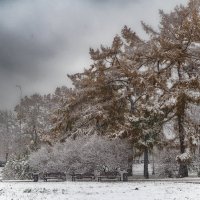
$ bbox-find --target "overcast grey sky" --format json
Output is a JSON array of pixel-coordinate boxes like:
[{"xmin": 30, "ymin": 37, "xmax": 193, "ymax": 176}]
[{"xmin": 0, "ymin": 0, "xmax": 187, "ymax": 109}]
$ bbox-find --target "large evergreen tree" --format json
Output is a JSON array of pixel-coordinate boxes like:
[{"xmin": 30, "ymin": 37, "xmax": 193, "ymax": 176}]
[
  {"xmin": 53, "ymin": 28, "xmax": 168, "ymax": 178},
  {"xmin": 141, "ymin": 0, "xmax": 200, "ymax": 177}
]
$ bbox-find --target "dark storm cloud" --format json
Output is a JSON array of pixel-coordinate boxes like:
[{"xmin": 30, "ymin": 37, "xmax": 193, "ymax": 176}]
[
  {"xmin": 0, "ymin": 0, "xmax": 187, "ymax": 109},
  {"xmin": 87, "ymin": 0, "xmax": 139, "ymax": 5},
  {"xmin": 0, "ymin": 28, "xmax": 61, "ymax": 74},
  {"xmin": 0, "ymin": 0, "xmax": 68, "ymax": 75}
]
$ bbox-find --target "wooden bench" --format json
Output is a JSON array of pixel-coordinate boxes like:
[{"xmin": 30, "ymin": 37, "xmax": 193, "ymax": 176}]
[
  {"xmin": 97, "ymin": 171, "xmax": 121, "ymax": 181},
  {"xmin": 71, "ymin": 172, "xmax": 95, "ymax": 181},
  {"xmin": 43, "ymin": 172, "xmax": 66, "ymax": 182}
]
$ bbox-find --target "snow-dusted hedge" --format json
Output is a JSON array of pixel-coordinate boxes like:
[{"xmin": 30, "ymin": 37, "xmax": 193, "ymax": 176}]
[
  {"xmin": 29, "ymin": 135, "xmax": 132, "ymax": 174},
  {"xmin": 3, "ymin": 154, "xmax": 31, "ymax": 180}
]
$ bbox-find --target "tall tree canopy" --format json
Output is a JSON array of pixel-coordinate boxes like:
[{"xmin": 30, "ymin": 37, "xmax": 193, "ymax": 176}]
[{"xmin": 52, "ymin": 0, "xmax": 200, "ymax": 178}]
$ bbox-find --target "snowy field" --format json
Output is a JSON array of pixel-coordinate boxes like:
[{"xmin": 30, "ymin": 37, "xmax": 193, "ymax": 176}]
[
  {"xmin": 1, "ymin": 167, "xmax": 200, "ymax": 200},
  {"xmin": 1, "ymin": 181, "xmax": 200, "ymax": 200}
]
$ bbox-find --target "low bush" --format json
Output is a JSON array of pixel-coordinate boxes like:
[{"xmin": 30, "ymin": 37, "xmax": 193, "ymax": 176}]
[{"xmin": 29, "ymin": 135, "xmax": 132, "ymax": 174}]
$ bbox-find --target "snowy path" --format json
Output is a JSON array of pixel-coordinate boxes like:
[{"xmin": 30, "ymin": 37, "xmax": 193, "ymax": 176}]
[{"xmin": 1, "ymin": 181, "xmax": 200, "ymax": 200}]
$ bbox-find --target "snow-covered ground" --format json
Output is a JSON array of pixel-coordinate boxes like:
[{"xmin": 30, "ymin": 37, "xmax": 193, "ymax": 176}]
[{"xmin": 0, "ymin": 181, "xmax": 200, "ymax": 200}]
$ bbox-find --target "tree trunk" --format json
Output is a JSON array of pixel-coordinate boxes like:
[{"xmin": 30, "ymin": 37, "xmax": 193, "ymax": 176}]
[
  {"xmin": 144, "ymin": 147, "xmax": 149, "ymax": 179},
  {"xmin": 179, "ymin": 163, "xmax": 188, "ymax": 177},
  {"xmin": 178, "ymin": 115, "xmax": 188, "ymax": 177},
  {"xmin": 127, "ymin": 156, "xmax": 133, "ymax": 176},
  {"xmin": 152, "ymin": 149, "xmax": 155, "ymax": 175}
]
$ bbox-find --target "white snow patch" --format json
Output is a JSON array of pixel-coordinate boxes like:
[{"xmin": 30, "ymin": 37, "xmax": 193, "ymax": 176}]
[{"xmin": 0, "ymin": 181, "xmax": 200, "ymax": 200}]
